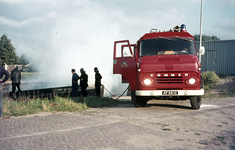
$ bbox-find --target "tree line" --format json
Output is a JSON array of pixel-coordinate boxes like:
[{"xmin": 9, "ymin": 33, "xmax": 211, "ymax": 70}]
[
  {"xmin": 193, "ymin": 34, "xmax": 220, "ymax": 41},
  {"xmin": 0, "ymin": 34, "xmax": 29, "ymax": 66}
]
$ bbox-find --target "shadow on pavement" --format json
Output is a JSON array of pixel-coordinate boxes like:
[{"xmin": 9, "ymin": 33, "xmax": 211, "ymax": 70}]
[{"xmin": 145, "ymin": 103, "xmax": 192, "ymax": 110}]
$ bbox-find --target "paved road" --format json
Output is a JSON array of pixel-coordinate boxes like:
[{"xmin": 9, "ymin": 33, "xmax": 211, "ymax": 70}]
[{"xmin": 0, "ymin": 97, "xmax": 235, "ymax": 150}]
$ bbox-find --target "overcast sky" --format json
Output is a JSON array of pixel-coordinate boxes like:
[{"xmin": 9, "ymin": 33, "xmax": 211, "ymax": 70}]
[{"xmin": 0, "ymin": 0, "xmax": 235, "ymax": 92}]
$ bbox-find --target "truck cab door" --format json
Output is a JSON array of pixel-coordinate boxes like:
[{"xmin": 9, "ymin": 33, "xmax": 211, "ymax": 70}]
[{"xmin": 113, "ymin": 40, "xmax": 137, "ymax": 90}]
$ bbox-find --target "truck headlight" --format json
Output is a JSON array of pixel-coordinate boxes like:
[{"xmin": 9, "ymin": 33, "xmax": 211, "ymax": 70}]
[
  {"xmin": 144, "ymin": 79, "xmax": 151, "ymax": 85},
  {"xmin": 188, "ymin": 78, "xmax": 196, "ymax": 85}
]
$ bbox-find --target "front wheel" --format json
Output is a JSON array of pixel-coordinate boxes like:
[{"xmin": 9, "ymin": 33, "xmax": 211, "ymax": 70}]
[
  {"xmin": 131, "ymin": 90, "xmax": 147, "ymax": 107},
  {"xmin": 190, "ymin": 96, "xmax": 201, "ymax": 110}
]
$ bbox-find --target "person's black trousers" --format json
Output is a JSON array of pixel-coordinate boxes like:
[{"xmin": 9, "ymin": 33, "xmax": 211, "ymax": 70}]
[
  {"xmin": 72, "ymin": 85, "xmax": 78, "ymax": 97},
  {"xmin": 81, "ymin": 86, "xmax": 87, "ymax": 97}
]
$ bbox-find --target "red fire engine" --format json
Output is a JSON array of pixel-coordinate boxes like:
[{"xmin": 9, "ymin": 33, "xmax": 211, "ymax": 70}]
[{"xmin": 113, "ymin": 25, "xmax": 205, "ymax": 109}]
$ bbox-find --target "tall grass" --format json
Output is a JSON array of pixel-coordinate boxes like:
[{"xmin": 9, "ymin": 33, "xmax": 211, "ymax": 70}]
[{"xmin": 3, "ymin": 96, "xmax": 121, "ymax": 117}]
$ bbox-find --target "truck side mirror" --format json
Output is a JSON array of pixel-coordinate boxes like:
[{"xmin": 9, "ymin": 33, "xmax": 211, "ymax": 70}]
[{"xmin": 199, "ymin": 46, "xmax": 205, "ymax": 55}]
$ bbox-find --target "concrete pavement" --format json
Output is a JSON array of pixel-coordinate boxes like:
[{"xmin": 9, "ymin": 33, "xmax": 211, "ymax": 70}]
[{"xmin": 1, "ymin": 96, "xmax": 235, "ymax": 150}]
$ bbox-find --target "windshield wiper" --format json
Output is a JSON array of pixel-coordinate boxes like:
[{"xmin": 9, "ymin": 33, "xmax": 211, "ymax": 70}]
[
  {"xmin": 157, "ymin": 36, "xmax": 176, "ymax": 41},
  {"xmin": 174, "ymin": 36, "xmax": 193, "ymax": 41}
]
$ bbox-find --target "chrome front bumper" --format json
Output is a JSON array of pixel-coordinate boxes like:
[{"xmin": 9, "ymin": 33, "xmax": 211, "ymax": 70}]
[{"xmin": 135, "ymin": 89, "xmax": 204, "ymax": 96}]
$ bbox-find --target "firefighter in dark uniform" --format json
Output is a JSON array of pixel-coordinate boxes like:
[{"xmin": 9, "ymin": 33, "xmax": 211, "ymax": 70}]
[
  {"xmin": 71, "ymin": 69, "xmax": 79, "ymax": 97},
  {"xmin": 11, "ymin": 66, "xmax": 21, "ymax": 99},
  {"xmin": 80, "ymin": 68, "xmax": 88, "ymax": 97},
  {"xmin": 94, "ymin": 67, "xmax": 102, "ymax": 97}
]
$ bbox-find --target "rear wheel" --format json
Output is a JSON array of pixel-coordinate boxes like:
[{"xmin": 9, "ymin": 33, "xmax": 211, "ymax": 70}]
[
  {"xmin": 190, "ymin": 96, "xmax": 201, "ymax": 110},
  {"xmin": 131, "ymin": 90, "xmax": 147, "ymax": 107}
]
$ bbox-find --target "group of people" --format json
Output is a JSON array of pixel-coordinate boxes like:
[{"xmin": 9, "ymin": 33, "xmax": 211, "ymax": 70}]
[
  {"xmin": 1, "ymin": 65, "xmax": 21, "ymax": 100},
  {"xmin": 71, "ymin": 67, "xmax": 102, "ymax": 98},
  {"xmin": 0, "ymin": 58, "xmax": 103, "ymax": 118},
  {"xmin": 0, "ymin": 58, "xmax": 21, "ymax": 118}
]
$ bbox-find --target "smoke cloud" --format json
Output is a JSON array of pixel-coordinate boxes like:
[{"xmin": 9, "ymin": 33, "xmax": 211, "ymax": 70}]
[{"xmin": 3, "ymin": 0, "xmax": 129, "ymax": 96}]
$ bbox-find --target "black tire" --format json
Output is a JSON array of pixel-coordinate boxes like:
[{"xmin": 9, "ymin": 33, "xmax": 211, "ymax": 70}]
[
  {"xmin": 131, "ymin": 90, "xmax": 147, "ymax": 107},
  {"xmin": 190, "ymin": 96, "xmax": 201, "ymax": 110}
]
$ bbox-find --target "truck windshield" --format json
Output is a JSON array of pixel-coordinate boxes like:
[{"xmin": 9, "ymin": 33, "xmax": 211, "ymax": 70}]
[{"xmin": 140, "ymin": 37, "xmax": 196, "ymax": 57}]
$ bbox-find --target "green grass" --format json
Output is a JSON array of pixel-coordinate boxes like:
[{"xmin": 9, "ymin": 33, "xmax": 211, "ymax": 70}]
[
  {"xmin": 202, "ymin": 94, "xmax": 217, "ymax": 98},
  {"xmin": 219, "ymin": 75, "xmax": 235, "ymax": 79},
  {"xmin": 195, "ymin": 133, "xmax": 201, "ymax": 135},
  {"xmin": 203, "ymin": 90, "xmax": 235, "ymax": 98},
  {"xmin": 162, "ymin": 128, "xmax": 172, "ymax": 131},
  {"xmin": 3, "ymin": 96, "xmax": 121, "ymax": 117},
  {"xmin": 200, "ymin": 71, "xmax": 235, "ymax": 98},
  {"xmin": 218, "ymin": 92, "xmax": 235, "ymax": 98},
  {"xmin": 213, "ymin": 136, "xmax": 225, "ymax": 141},
  {"xmin": 2, "ymin": 72, "xmax": 124, "ymax": 117}
]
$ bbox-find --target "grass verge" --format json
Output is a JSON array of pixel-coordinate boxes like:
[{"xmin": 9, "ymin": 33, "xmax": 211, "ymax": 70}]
[
  {"xmin": 202, "ymin": 73, "xmax": 235, "ymax": 98},
  {"xmin": 202, "ymin": 71, "xmax": 220, "ymax": 93},
  {"xmin": 3, "ymin": 96, "xmax": 122, "ymax": 117}
]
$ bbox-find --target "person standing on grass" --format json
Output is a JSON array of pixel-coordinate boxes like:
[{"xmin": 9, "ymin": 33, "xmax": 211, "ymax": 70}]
[
  {"xmin": 71, "ymin": 69, "xmax": 79, "ymax": 97},
  {"xmin": 80, "ymin": 68, "xmax": 88, "ymax": 98},
  {"xmin": 0, "ymin": 58, "xmax": 10, "ymax": 118},
  {"xmin": 11, "ymin": 66, "xmax": 21, "ymax": 99},
  {"xmin": 94, "ymin": 67, "xmax": 102, "ymax": 97}
]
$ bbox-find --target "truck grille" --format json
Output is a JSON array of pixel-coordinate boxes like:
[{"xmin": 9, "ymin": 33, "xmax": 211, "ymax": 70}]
[{"xmin": 156, "ymin": 76, "xmax": 183, "ymax": 84}]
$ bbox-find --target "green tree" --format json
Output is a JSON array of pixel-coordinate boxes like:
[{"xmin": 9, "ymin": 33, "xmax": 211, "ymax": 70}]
[
  {"xmin": 193, "ymin": 34, "xmax": 220, "ymax": 42},
  {"xmin": 14, "ymin": 55, "xmax": 20, "ymax": 64},
  {"xmin": 0, "ymin": 34, "xmax": 18, "ymax": 65},
  {"xmin": 19, "ymin": 54, "xmax": 30, "ymax": 66}
]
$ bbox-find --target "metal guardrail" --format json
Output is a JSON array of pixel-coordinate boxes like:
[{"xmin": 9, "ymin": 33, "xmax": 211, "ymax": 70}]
[{"xmin": 3, "ymin": 85, "xmax": 103, "ymax": 99}]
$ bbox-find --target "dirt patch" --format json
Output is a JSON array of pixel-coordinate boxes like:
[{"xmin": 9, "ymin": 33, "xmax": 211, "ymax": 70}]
[{"xmin": 207, "ymin": 78, "xmax": 235, "ymax": 95}]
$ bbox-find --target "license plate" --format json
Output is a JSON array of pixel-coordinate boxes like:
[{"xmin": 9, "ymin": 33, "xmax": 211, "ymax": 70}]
[{"xmin": 162, "ymin": 91, "xmax": 178, "ymax": 95}]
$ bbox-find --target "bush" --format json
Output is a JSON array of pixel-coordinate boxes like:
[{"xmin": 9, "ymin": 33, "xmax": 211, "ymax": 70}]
[{"xmin": 202, "ymin": 71, "xmax": 220, "ymax": 91}]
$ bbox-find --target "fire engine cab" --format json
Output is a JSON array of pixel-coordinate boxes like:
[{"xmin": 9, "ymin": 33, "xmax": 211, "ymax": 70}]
[{"xmin": 113, "ymin": 25, "xmax": 205, "ymax": 110}]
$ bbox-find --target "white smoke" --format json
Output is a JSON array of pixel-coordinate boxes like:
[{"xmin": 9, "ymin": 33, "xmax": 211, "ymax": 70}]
[{"xmin": 15, "ymin": 0, "xmax": 127, "ymax": 96}]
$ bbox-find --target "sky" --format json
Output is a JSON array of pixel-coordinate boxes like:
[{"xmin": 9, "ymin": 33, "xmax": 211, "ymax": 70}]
[{"xmin": 0, "ymin": 0, "xmax": 235, "ymax": 95}]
